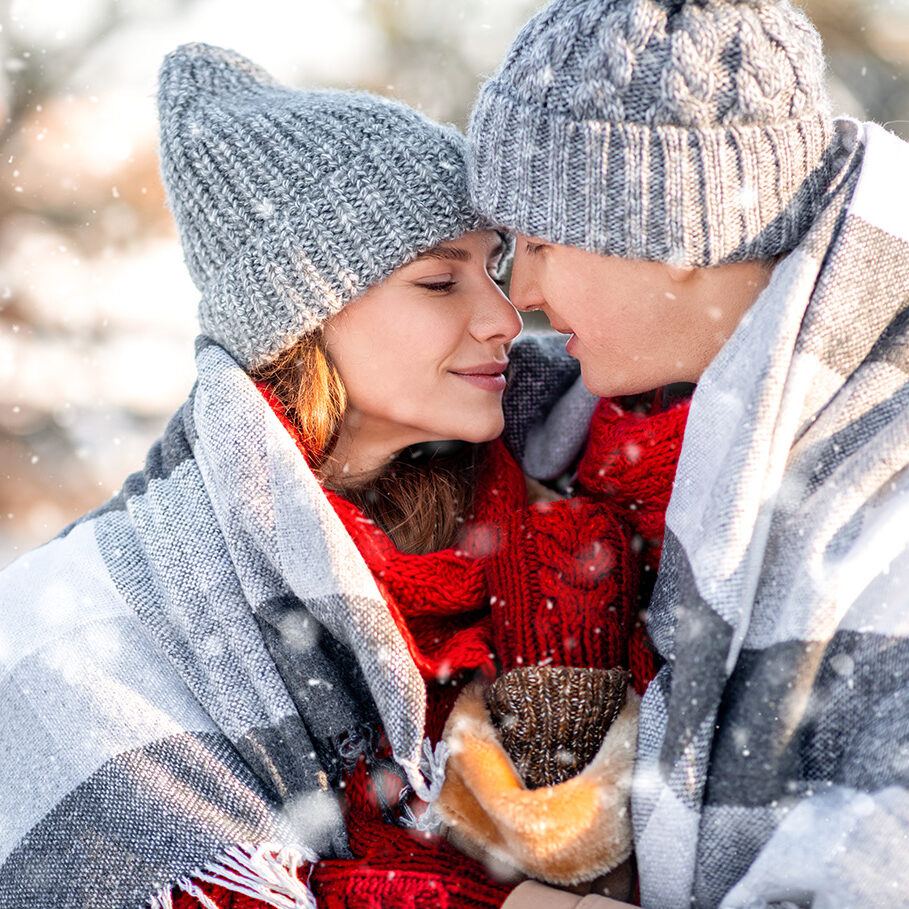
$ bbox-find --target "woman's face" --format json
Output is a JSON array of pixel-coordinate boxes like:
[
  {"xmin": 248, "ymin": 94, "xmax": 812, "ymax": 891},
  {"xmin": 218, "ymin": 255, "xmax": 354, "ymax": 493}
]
[{"xmin": 323, "ymin": 230, "xmax": 521, "ymax": 474}]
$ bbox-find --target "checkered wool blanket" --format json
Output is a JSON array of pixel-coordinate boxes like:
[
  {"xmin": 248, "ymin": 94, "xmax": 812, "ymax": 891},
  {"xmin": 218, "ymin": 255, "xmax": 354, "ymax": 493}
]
[
  {"xmin": 633, "ymin": 120, "xmax": 909, "ymax": 907},
  {"xmin": 0, "ymin": 339, "xmax": 446, "ymax": 908}
]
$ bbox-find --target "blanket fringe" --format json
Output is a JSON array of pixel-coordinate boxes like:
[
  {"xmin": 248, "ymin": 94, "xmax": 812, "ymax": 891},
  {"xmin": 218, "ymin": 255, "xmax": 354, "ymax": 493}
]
[
  {"xmin": 149, "ymin": 890, "xmax": 174, "ymax": 909},
  {"xmin": 400, "ymin": 799, "xmax": 443, "ymax": 835},
  {"xmin": 401, "ymin": 736, "xmax": 449, "ymax": 803},
  {"xmin": 149, "ymin": 843, "xmax": 318, "ymax": 909}
]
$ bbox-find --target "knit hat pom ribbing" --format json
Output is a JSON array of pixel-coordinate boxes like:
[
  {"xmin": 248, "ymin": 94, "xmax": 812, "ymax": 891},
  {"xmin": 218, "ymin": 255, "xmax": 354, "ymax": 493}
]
[
  {"xmin": 158, "ymin": 43, "xmax": 482, "ymax": 369},
  {"xmin": 469, "ymin": 0, "xmax": 837, "ymax": 266}
]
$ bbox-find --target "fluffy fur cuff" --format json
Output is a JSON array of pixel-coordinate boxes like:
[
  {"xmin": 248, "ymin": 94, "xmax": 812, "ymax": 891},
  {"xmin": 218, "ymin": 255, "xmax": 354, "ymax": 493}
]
[{"xmin": 435, "ymin": 680, "xmax": 639, "ymax": 886}]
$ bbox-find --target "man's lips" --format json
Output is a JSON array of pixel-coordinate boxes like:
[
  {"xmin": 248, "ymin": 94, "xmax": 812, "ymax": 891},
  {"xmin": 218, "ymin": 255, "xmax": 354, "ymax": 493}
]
[
  {"xmin": 548, "ymin": 324, "xmax": 579, "ymax": 356},
  {"xmin": 544, "ymin": 323, "xmax": 579, "ymax": 354},
  {"xmin": 450, "ymin": 361, "xmax": 508, "ymax": 391}
]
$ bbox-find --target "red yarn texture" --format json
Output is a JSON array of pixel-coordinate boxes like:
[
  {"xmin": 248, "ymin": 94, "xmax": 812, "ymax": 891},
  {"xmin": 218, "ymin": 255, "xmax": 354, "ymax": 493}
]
[
  {"xmin": 484, "ymin": 495, "xmax": 634, "ymax": 675},
  {"xmin": 578, "ymin": 396, "xmax": 690, "ymax": 572},
  {"xmin": 321, "ymin": 437, "xmax": 526, "ymax": 692},
  {"xmin": 576, "ymin": 395, "xmax": 691, "ymax": 691},
  {"xmin": 309, "ymin": 756, "xmax": 515, "ymax": 909},
  {"xmin": 172, "ymin": 387, "xmax": 689, "ymax": 908}
]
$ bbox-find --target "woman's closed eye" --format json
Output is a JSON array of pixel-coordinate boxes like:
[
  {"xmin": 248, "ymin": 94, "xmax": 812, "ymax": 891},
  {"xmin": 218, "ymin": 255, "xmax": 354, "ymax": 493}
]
[{"xmin": 416, "ymin": 275, "xmax": 456, "ymax": 293}]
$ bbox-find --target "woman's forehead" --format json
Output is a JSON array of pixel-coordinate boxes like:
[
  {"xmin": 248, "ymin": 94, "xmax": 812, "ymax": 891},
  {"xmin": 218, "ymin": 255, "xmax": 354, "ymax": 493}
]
[{"xmin": 418, "ymin": 231, "xmax": 505, "ymax": 262}]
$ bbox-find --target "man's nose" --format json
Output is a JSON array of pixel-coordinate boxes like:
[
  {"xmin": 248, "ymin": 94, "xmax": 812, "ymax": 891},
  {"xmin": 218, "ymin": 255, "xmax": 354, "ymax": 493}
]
[{"xmin": 508, "ymin": 248, "xmax": 545, "ymax": 312}]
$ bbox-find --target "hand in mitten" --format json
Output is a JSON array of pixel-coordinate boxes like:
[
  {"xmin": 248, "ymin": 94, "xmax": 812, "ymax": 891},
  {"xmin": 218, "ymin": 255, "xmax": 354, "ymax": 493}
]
[{"xmin": 435, "ymin": 681, "xmax": 639, "ymax": 887}]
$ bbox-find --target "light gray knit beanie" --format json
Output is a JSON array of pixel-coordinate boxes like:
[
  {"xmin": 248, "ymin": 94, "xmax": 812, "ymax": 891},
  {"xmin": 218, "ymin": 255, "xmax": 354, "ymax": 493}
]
[
  {"xmin": 158, "ymin": 43, "xmax": 482, "ymax": 369},
  {"xmin": 469, "ymin": 0, "xmax": 837, "ymax": 266}
]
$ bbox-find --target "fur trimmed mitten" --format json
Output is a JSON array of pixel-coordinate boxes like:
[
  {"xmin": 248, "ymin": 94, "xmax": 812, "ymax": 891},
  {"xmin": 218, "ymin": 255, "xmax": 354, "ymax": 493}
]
[{"xmin": 435, "ymin": 681, "xmax": 640, "ymax": 886}]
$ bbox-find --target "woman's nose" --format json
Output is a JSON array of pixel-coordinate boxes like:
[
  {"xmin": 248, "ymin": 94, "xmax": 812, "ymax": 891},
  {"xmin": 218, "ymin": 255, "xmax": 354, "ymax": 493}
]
[{"xmin": 473, "ymin": 282, "xmax": 523, "ymax": 344}]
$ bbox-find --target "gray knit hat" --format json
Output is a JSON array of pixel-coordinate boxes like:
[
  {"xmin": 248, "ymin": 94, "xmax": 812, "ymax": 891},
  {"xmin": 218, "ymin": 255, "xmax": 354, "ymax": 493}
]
[
  {"xmin": 158, "ymin": 43, "xmax": 482, "ymax": 369},
  {"xmin": 469, "ymin": 0, "xmax": 837, "ymax": 266}
]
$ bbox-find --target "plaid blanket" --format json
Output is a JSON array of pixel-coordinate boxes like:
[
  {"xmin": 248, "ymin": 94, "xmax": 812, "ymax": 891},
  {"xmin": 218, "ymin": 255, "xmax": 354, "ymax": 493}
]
[
  {"xmin": 0, "ymin": 339, "xmax": 444, "ymax": 908},
  {"xmin": 633, "ymin": 120, "xmax": 909, "ymax": 907}
]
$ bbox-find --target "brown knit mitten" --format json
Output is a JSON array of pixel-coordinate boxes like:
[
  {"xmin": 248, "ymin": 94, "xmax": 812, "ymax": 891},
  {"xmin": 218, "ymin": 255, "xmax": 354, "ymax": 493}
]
[
  {"xmin": 436, "ymin": 681, "xmax": 639, "ymax": 887},
  {"xmin": 484, "ymin": 665, "xmax": 629, "ymax": 788}
]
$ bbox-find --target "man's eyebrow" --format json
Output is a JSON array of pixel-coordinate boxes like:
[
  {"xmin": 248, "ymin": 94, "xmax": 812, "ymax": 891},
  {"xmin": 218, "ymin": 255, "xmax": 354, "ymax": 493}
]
[{"xmin": 415, "ymin": 245, "xmax": 471, "ymax": 263}]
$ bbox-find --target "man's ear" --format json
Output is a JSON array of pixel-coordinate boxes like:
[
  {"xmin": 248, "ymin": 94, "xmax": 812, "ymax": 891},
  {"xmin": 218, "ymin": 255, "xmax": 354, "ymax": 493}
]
[{"xmin": 665, "ymin": 263, "xmax": 696, "ymax": 283}]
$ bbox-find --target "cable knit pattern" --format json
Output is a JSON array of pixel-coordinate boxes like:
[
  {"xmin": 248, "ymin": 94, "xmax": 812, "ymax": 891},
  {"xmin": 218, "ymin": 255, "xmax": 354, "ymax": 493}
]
[
  {"xmin": 469, "ymin": 0, "xmax": 838, "ymax": 265},
  {"xmin": 158, "ymin": 43, "xmax": 482, "ymax": 369},
  {"xmin": 577, "ymin": 396, "xmax": 691, "ymax": 573},
  {"xmin": 485, "ymin": 500, "xmax": 633, "ymax": 673},
  {"xmin": 577, "ymin": 396, "xmax": 691, "ymax": 691},
  {"xmin": 486, "ymin": 395, "xmax": 690, "ymax": 697}
]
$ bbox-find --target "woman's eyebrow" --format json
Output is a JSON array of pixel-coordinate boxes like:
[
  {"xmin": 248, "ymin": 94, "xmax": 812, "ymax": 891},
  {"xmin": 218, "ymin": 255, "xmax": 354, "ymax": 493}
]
[{"xmin": 416, "ymin": 246, "xmax": 471, "ymax": 263}]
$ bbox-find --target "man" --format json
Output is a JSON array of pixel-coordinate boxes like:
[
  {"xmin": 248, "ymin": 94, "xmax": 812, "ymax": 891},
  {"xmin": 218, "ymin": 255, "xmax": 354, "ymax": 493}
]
[{"xmin": 469, "ymin": 0, "xmax": 909, "ymax": 906}]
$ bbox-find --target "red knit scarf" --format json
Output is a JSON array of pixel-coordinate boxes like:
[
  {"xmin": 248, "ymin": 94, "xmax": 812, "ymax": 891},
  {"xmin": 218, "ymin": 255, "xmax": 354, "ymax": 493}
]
[
  {"xmin": 323, "ymin": 437, "xmax": 527, "ymax": 699},
  {"xmin": 577, "ymin": 395, "xmax": 691, "ymax": 572},
  {"xmin": 174, "ymin": 388, "xmax": 690, "ymax": 909},
  {"xmin": 575, "ymin": 395, "xmax": 691, "ymax": 691}
]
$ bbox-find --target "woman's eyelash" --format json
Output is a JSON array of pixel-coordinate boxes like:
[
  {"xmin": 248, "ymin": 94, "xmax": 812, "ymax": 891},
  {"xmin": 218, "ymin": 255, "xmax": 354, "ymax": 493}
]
[{"xmin": 420, "ymin": 281, "xmax": 456, "ymax": 292}]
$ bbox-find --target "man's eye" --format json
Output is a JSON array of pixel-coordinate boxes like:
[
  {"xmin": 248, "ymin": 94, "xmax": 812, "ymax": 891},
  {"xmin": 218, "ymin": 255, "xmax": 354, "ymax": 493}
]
[{"xmin": 524, "ymin": 241, "xmax": 543, "ymax": 255}]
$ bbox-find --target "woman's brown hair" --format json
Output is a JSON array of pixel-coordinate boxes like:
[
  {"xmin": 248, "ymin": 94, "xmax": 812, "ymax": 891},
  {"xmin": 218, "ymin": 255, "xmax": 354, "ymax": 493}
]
[{"xmin": 251, "ymin": 330, "xmax": 486, "ymax": 555}]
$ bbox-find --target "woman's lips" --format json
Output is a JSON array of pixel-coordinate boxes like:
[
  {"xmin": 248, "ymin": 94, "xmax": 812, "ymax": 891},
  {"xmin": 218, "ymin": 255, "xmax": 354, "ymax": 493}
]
[
  {"xmin": 453, "ymin": 373, "xmax": 507, "ymax": 391},
  {"xmin": 450, "ymin": 362, "xmax": 508, "ymax": 392},
  {"xmin": 565, "ymin": 333, "xmax": 578, "ymax": 356}
]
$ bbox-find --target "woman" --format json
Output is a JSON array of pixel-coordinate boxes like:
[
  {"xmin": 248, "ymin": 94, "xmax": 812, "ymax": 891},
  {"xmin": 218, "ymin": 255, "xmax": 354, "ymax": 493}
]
[{"xmin": 0, "ymin": 43, "xmax": 685, "ymax": 909}]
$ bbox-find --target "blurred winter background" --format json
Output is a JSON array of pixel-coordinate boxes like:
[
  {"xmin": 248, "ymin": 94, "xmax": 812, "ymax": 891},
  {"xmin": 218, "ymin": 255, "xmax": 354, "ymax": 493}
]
[{"xmin": 1, "ymin": 0, "xmax": 908, "ymax": 566}]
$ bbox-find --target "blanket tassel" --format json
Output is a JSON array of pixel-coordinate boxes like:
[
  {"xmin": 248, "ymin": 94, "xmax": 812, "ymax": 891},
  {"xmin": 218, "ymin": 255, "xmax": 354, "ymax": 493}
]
[
  {"xmin": 149, "ymin": 843, "xmax": 318, "ymax": 909},
  {"xmin": 401, "ymin": 736, "xmax": 450, "ymax": 804}
]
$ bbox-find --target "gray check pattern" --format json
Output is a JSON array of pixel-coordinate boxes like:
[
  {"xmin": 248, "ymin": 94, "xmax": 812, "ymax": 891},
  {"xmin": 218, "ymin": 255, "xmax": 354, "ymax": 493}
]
[
  {"xmin": 634, "ymin": 120, "xmax": 909, "ymax": 908},
  {"xmin": 0, "ymin": 340, "xmax": 435, "ymax": 907}
]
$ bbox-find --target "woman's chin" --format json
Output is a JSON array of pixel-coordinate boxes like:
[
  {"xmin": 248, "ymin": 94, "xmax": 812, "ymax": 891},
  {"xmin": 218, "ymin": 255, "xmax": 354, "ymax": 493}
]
[
  {"xmin": 458, "ymin": 414, "xmax": 505, "ymax": 444},
  {"xmin": 427, "ymin": 413, "xmax": 504, "ymax": 446}
]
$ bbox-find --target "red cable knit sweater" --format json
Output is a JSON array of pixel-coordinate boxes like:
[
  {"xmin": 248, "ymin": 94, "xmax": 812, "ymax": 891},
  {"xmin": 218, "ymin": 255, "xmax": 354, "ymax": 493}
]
[{"xmin": 171, "ymin": 393, "xmax": 689, "ymax": 909}]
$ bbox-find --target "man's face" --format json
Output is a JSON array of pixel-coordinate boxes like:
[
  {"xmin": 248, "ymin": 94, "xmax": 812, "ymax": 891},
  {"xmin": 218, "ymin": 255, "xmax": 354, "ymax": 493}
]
[{"xmin": 509, "ymin": 235, "xmax": 772, "ymax": 397}]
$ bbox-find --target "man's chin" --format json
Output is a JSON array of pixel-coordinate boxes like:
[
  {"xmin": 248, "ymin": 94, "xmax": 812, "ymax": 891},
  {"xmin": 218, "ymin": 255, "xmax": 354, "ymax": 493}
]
[
  {"xmin": 579, "ymin": 366, "xmax": 662, "ymax": 400},
  {"xmin": 578, "ymin": 364, "xmax": 623, "ymax": 398}
]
